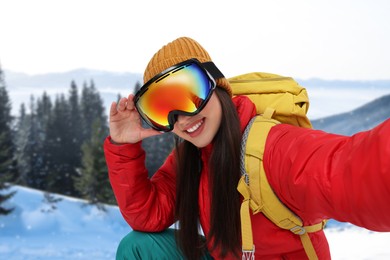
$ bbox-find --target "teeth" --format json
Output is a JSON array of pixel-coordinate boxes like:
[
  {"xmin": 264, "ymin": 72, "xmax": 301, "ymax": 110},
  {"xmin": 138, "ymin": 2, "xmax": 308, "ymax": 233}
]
[{"xmin": 187, "ymin": 121, "xmax": 203, "ymax": 133}]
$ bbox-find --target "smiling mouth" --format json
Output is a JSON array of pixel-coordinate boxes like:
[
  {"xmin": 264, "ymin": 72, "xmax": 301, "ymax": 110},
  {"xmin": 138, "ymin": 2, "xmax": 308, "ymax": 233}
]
[{"xmin": 186, "ymin": 119, "xmax": 204, "ymax": 133}]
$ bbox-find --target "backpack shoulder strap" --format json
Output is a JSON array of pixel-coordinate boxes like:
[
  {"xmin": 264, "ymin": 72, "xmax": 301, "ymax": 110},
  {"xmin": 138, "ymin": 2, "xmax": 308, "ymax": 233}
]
[{"xmin": 237, "ymin": 108, "xmax": 326, "ymax": 260}]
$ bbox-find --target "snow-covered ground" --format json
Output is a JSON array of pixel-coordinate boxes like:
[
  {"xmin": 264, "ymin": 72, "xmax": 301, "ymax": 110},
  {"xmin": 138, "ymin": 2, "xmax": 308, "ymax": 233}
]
[
  {"xmin": 1, "ymin": 185, "xmax": 390, "ymax": 260},
  {"xmin": 0, "ymin": 185, "xmax": 130, "ymax": 260}
]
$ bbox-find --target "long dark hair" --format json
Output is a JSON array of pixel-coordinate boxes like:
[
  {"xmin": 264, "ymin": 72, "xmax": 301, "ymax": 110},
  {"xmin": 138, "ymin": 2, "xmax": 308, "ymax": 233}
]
[{"xmin": 175, "ymin": 87, "xmax": 242, "ymax": 259}]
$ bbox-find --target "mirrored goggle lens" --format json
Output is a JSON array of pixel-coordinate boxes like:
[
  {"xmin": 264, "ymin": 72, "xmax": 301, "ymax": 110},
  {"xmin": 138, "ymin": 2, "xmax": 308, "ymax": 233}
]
[{"xmin": 136, "ymin": 61, "xmax": 215, "ymax": 131}]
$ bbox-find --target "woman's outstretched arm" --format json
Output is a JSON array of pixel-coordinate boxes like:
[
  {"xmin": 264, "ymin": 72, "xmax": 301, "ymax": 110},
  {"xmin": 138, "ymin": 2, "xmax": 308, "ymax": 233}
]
[{"xmin": 264, "ymin": 118, "xmax": 390, "ymax": 230}]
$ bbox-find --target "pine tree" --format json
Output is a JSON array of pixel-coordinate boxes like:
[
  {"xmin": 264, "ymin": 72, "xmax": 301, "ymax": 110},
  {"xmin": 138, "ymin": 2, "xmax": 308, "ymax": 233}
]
[
  {"xmin": 81, "ymin": 80, "xmax": 107, "ymax": 141},
  {"xmin": 133, "ymin": 81, "xmax": 141, "ymax": 94},
  {"xmin": 142, "ymin": 133, "xmax": 175, "ymax": 177},
  {"xmin": 74, "ymin": 118, "xmax": 114, "ymax": 208},
  {"xmin": 67, "ymin": 81, "xmax": 83, "ymax": 177},
  {"xmin": 14, "ymin": 103, "xmax": 29, "ymax": 186},
  {"xmin": 36, "ymin": 92, "xmax": 52, "ymax": 133},
  {"xmin": 15, "ymin": 93, "xmax": 52, "ymax": 189},
  {"xmin": 35, "ymin": 92, "xmax": 52, "ymax": 187},
  {"xmin": 44, "ymin": 94, "xmax": 76, "ymax": 195},
  {"xmin": 0, "ymin": 64, "xmax": 16, "ymax": 215},
  {"xmin": 27, "ymin": 96, "xmax": 40, "ymax": 187},
  {"xmin": 75, "ymin": 80, "xmax": 113, "ymax": 206}
]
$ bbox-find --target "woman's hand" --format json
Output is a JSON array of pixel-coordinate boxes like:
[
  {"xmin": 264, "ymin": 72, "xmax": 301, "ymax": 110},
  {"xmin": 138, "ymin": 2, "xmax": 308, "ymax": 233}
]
[{"xmin": 109, "ymin": 94, "xmax": 162, "ymax": 144}]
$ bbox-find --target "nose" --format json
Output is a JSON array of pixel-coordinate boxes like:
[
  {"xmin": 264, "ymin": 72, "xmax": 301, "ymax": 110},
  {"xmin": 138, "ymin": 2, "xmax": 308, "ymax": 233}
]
[
  {"xmin": 175, "ymin": 115, "xmax": 192, "ymax": 128},
  {"xmin": 176, "ymin": 114, "xmax": 192, "ymax": 123}
]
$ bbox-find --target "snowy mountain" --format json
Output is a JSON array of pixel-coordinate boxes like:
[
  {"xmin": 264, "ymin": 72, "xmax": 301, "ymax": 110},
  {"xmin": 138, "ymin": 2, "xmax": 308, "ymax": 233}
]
[
  {"xmin": 311, "ymin": 94, "xmax": 390, "ymax": 135},
  {"xmin": 4, "ymin": 69, "xmax": 142, "ymax": 116},
  {"xmin": 5, "ymin": 69, "xmax": 141, "ymax": 91},
  {"xmin": 297, "ymin": 78, "xmax": 390, "ymax": 120},
  {"xmin": 1, "ymin": 185, "xmax": 390, "ymax": 260}
]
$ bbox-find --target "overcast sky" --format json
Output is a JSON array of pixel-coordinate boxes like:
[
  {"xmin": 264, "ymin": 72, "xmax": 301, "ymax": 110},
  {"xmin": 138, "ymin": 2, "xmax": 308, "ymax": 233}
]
[{"xmin": 1, "ymin": 0, "xmax": 390, "ymax": 80}]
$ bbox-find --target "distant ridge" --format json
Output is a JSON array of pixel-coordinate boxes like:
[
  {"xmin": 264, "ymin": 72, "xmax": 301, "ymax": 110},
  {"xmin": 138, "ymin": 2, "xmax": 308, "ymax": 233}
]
[
  {"xmin": 5, "ymin": 69, "xmax": 143, "ymax": 91},
  {"xmin": 4, "ymin": 68, "xmax": 390, "ymax": 120},
  {"xmin": 5, "ymin": 69, "xmax": 390, "ymax": 92},
  {"xmin": 4, "ymin": 69, "xmax": 143, "ymax": 115},
  {"xmin": 312, "ymin": 94, "xmax": 390, "ymax": 135},
  {"xmin": 297, "ymin": 78, "xmax": 390, "ymax": 89}
]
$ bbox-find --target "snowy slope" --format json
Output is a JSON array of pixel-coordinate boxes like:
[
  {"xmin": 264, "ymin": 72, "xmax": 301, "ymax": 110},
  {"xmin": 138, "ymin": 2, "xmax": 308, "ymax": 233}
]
[
  {"xmin": 0, "ymin": 185, "xmax": 130, "ymax": 259},
  {"xmin": 1, "ymin": 185, "xmax": 390, "ymax": 259}
]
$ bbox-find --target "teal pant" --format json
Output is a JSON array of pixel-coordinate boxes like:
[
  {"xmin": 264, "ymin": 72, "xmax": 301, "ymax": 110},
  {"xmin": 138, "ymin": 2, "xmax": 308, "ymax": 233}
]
[{"xmin": 116, "ymin": 229, "xmax": 213, "ymax": 260}]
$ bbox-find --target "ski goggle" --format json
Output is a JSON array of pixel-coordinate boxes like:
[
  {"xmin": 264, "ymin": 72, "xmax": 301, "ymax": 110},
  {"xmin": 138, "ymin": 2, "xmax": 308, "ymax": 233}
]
[{"xmin": 134, "ymin": 58, "xmax": 224, "ymax": 132}]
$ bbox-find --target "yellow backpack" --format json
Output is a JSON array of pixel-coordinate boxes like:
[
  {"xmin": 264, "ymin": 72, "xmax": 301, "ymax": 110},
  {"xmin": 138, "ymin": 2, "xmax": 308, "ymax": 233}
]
[{"xmin": 229, "ymin": 72, "xmax": 327, "ymax": 260}]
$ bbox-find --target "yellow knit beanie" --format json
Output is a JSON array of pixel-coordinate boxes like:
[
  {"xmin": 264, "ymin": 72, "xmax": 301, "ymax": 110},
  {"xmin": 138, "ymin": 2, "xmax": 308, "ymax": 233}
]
[{"xmin": 143, "ymin": 37, "xmax": 232, "ymax": 96}]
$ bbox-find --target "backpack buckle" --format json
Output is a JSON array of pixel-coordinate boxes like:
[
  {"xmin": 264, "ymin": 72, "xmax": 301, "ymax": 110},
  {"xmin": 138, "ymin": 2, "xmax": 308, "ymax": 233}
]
[
  {"xmin": 290, "ymin": 226, "xmax": 306, "ymax": 235},
  {"xmin": 242, "ymin": 245, "xmax": 255, "ymax": 260}
]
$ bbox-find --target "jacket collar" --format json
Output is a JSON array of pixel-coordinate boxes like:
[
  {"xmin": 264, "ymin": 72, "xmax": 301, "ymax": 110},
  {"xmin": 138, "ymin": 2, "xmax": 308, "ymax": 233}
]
[{"xmin": 232, "ymin": 95, "xmax": 257, "ymax": 133}]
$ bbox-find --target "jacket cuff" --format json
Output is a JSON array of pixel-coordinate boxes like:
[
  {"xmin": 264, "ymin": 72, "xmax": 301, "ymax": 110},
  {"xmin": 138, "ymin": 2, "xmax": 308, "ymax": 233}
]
[{"xmin": 104, "ymin": 136, "xmax": 144, "ymax": 159}]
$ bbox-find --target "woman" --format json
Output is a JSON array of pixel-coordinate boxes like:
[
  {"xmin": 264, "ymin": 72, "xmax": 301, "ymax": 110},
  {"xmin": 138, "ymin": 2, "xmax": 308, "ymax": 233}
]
[{"xmin": 104, "ymin": 37, "xmax": 390, "ymax": 259}]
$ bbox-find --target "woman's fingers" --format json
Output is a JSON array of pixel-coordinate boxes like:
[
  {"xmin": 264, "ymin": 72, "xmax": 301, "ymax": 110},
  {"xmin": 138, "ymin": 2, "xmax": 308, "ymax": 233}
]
[
  {"xmin": 127, "ymin": 94, "xmax": 135, "ymax": 110},
  {"xmin": 108, "ymin": 93, "xmax": 158, "ymax": 143},
  {"xmin": 114, "ymin": 95, "xmax": 136, "ymax": 112},
  {"xmin": 117, "ymin": 97, "xmax": 127, "ymax": 111},
  {"xmin": 109, "ymin": 101, "xmax": 118, "ymax": 117}
]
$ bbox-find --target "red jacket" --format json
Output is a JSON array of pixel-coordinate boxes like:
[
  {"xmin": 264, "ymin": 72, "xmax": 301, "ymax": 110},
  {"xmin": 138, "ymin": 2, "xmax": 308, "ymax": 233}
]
[{"xmin": 104, "ymin": 96, "xmax": 390, "ymax": 259}]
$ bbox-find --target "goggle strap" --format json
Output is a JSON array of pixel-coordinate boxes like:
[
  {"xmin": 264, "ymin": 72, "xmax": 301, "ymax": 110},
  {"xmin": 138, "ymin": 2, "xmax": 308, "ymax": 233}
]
[{"xmin": 202, "ymin": 61, "xmax": 225, "ymax": 80}]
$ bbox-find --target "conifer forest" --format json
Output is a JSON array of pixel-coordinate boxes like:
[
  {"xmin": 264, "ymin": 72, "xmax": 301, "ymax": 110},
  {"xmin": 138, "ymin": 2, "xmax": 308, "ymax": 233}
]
[{"xmin": 0, "ymin": 65, "xmax": 174, "ymax": 214}]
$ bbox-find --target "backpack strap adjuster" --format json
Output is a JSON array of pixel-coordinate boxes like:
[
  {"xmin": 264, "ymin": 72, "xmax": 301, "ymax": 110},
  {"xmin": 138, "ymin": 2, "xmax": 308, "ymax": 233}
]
[{"xmin": 290, "ymin": 226, "xmax": 306, "ymax": 235}]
